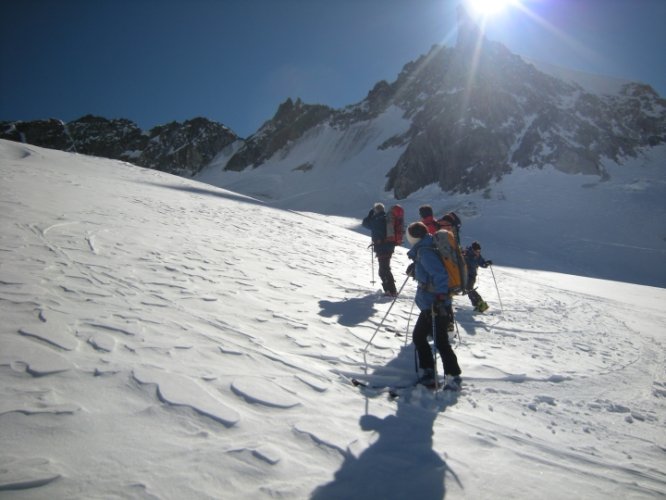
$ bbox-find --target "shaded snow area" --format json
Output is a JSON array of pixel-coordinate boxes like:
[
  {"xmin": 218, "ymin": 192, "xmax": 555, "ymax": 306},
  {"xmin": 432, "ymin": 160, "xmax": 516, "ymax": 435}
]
[{"xmin": 1, "ymin": 139, "xmax": 665, "ymax": 499}]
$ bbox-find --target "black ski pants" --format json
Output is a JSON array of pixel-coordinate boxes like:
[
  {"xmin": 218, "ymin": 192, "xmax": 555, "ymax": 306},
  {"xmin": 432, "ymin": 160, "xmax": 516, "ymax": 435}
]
[
  {"xmin": 466, "ymin": 275, "xmax": 484, "ymax": 306},
  {"xmin": 377, "ymin": 252, "xmax": 396, "ymax": 294},
  {"xmin": 412, "ymin": 308, "xmax": 461, "ymax": 376},
  {"xmin": 467, "ymin": 289, "xmax": 484, "ymax": 306}
]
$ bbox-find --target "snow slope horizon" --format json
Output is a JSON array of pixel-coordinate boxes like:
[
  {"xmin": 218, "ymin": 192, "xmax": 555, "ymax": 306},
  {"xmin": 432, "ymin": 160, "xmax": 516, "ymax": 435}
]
[
  {"xmin": 197, "ymin": 107, "xmax": 666, "ymax": 289},
  {"xmin": 1, "ymin": 140, "xmax": 666, "ymax": 499}
]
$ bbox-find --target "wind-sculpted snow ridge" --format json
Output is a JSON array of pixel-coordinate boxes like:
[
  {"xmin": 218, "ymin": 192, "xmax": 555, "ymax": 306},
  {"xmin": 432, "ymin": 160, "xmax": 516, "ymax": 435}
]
[{"xmin": 1, "ymin": 140, "xmax": 665, "ymax": 499}]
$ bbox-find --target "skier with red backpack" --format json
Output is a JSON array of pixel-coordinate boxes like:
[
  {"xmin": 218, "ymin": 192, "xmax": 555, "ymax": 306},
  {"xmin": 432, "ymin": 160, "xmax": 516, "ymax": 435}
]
[{"xmin": 362, "ymin": 203, "xmax": 403, "ymax": 297}]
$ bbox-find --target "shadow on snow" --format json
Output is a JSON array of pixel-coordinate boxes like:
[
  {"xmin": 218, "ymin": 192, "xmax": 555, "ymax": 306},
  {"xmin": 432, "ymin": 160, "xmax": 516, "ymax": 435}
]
[
  {"xmin": 318, "ymin": 294, "xmax": 379, "ymax": 327},
  {"xmin": 138, "ymin": 180, "xmax": 268, "ymax": 207},
  {"xmin": 312, "ymin": 346, "xmax": 462, "ymax": 500}
]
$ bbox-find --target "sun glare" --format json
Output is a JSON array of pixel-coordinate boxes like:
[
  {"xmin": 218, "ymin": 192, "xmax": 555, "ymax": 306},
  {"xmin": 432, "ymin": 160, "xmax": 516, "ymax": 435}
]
[{"xmin": 467, "ymin": 0, "xmax": 515, "ymax": 16}]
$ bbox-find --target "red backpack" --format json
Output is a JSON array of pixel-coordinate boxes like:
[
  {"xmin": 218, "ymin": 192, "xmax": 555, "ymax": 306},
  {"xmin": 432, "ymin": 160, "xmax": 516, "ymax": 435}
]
[{"xmin": 385, "ymin": 205, "xmax": 404, "ymax": 245}]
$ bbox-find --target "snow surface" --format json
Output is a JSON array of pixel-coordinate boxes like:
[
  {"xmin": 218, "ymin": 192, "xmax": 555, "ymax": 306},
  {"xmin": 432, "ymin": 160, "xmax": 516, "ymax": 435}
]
[{"xmin": 1, "ymin": 139, "xmax": 665, "ymax": 499}]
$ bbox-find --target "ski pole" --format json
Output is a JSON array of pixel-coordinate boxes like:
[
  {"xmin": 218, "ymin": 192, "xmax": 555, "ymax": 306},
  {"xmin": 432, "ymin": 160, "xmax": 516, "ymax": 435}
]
[
  {"xmin": 362, "ymin": 275, "xmax": 409, "ymax": 353},
  {"xmin": 431, "ymin": 304, "xmax": 439, "ymax": 391},
  {"xmin": 455, "ymin": 318, "xmax": 461, "ymax": 346},
  {"xmin": 489, "ymin": 265, "xmax": 504, "ymax": 315},
  {"xmin": 449, "ymin": 300, "xmax": 460, "ymax": 344},
  {"xmin": 414, "ymin": 341, "xmax": 419, "ymax": 374},
  {"xmin": 369, "ymin": 245, "xmax": 375, "ymax": 286},
  {"xmin": 404, "ymin": 297, "xmax": 416, "ymax": 347},
  {"xmin": 407, "ymin": 298, "xmax": 418, "ymax": 374},
  {"xmin": 451, "ymin": 314, "xmax": 460, "ymax": 347}
]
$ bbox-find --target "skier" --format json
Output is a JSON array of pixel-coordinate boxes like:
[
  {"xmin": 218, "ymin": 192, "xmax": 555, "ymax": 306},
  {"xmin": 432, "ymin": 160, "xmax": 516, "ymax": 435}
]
[
  {"xmin": 419, "ymin": 205, "xmax": 439, "ymax": 234},
  {"xmin": 436, "ymin": 212, "xmax": 462, "ymax": 243},
  {"xmin": 464, "ymin": 241, "xmax": 493, "ymax": 312},
  {"xmin": 362, "ymin": 203, "xmax": 397, "ymax": 297},
  {"xmin": 406, "ymin": 222, "xmax": 462, "ymax": 387},
  {"xmin": 433, "ymin": 211, "xmax": 463, "ymax": 331}
]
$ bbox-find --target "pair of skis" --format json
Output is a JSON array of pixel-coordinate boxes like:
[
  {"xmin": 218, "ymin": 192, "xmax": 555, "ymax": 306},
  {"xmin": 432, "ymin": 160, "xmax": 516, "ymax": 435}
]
[{"xmin": 351, "ymin": 376, "xmax": 461, "ymax": 399}]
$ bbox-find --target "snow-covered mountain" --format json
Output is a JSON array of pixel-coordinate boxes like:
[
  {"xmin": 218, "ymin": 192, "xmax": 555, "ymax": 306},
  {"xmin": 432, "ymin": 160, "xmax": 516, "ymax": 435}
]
[
  {"xmin": 1, "ymin": 140, "xmax": 665, "ymax": 499},
  {"xmin": 3, "ymin": 9, "xmax": 664, "ymax": 196},
  {"xmin": 216, "ymin": 8, "xmax": 665, "ymax": 198}
]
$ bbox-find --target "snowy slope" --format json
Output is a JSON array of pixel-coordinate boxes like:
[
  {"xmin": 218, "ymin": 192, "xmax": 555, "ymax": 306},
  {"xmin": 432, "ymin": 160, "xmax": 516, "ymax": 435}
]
[
  {"xmin": 198, "ymin": 105, "xmax": 412, "ymax": 215},
  {"xmin": 1, "ymin": 140, "xmax": 665, "ymax": 499}
]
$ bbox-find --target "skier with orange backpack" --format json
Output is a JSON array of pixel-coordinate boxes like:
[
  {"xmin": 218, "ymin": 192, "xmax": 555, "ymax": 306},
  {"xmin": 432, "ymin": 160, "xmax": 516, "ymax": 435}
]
[{"xmin": 405, "ymin": 222, "xmax": 462, "ymax": 387}]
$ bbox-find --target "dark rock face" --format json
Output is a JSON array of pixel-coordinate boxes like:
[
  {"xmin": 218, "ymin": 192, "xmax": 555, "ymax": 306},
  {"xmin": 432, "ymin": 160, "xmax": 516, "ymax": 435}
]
[
  {"xmin": 1, "ymin": 119, "xmax": 73, "ymax": 152},
  {"xmin": 1, "ymin": 115, "xmax": 238, "ymax": 177},
  {"xmin": 67, "ymin": 115, "xmax": 148, "ymax": 159},
  {"xmin": 382, "ymin": 40, "xmax": 665, "ymax": 197},
  {"xmin": 225, "ymin": 98, "xmax": 333, "ymax": 171},
  {"xmin": 138, "ymin": 117, "xmax": 237, "ymax": 176}
]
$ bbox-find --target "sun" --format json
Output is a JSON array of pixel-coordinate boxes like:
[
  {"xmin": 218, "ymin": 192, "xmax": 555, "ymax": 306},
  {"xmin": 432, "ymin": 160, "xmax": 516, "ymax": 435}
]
[{"xmin": 467, "ymin": 0, "xmax": 516, "ymax": 16}]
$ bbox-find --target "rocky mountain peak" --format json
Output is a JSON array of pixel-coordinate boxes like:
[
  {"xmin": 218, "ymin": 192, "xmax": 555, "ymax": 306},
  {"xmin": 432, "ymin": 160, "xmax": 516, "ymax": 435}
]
[
  {"xmin": 379, "ymin": 32, "xmax": 665, "ymax": 197},
  {"xmin": 224, "ymin": 98, "xmax": 334, "ymax": 171},
  {"xmin": 1, "ymin": 116, "xmax": 238, "ymax": 177}
]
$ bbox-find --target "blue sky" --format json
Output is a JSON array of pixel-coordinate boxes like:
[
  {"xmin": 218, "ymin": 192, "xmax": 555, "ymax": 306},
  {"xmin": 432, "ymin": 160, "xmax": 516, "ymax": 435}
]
[{"xmin": 1, "ymin": 0, "xmax": 665, "ymax": 137}]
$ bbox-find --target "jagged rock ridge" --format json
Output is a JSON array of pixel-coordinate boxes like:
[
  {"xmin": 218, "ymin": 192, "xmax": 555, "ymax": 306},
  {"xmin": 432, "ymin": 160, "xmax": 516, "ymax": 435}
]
[
  {"xmin": 224, "ymin": 98, "xmax": 333, "ymax": 171},
  {"xmin": 1, "ymin": 115, "xmax": 238, "ymax": 177}
]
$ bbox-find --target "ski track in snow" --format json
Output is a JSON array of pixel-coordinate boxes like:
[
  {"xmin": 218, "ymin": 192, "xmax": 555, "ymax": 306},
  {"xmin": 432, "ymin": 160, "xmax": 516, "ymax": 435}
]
[{"xmin": 1, "ymin": 141, "xmax": 665, "ymax": 498}]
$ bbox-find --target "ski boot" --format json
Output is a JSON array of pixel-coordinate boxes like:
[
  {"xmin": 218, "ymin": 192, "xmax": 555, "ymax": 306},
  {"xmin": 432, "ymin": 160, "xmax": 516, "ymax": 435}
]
[
  {"xmin": 444, "ymin": 375, "xmax": 463, "ymax": 391},
  {"xmin": 418, "ymin": 368, "xmax": 437, "ymax": 389}
]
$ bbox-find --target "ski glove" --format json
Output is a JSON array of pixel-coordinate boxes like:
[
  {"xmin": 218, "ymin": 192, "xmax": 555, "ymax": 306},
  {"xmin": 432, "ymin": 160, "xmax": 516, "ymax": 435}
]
[
  {"xmin": 485, "ymin": 260, "xmax": 493, "ymax": 266},
  {"xmin": 405, "ymin": 262, "xmax": 415, "ymax": 278}
]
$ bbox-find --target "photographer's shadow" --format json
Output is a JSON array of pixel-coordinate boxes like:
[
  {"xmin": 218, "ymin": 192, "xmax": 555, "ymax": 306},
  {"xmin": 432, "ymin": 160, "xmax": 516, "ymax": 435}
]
[{"xmin": 311, "ymin": 346, "xmax": 461, "ymax": 500}]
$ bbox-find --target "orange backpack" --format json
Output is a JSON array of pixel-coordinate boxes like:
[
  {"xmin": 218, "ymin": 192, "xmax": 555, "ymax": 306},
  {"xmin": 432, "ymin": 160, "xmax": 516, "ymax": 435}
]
[{"xmin": 431, "ymin": 229, "xmax": 468, "ymax": 294}]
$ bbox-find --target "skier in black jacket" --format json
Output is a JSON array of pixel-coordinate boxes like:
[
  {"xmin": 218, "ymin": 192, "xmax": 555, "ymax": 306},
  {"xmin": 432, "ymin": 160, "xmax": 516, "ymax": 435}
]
[
  {"xmin": 362, "ymin": 203, "xmax": 397, "ymax": 296},
  {"xmin": 464, "ymin": 241, "xmax": 493, "ymax": 312}
]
